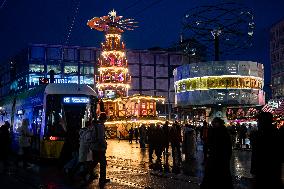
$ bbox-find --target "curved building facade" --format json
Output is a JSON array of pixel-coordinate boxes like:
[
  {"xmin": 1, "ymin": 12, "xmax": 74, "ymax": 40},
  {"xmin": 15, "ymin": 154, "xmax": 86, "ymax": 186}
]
[{"xmin": 174, "ymin": 61, "xmax": 265, "ymax": 107}]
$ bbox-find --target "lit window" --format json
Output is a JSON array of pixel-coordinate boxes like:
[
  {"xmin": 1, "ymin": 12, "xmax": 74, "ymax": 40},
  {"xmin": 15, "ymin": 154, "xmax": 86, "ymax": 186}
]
[
  {"xmin": 64, "ymin": 66, "xmax": 78, "ymax": 74},
  {"xmin": 29, "ymin": 64, "xmax": 44, "ymax": 73},
  {"xmin": 80, "ymin": 66, "xmax": 94, "ymax": 75},
  {"xmin": 47, "ymin": 65, "xmax": 61, "ymax": 74}
]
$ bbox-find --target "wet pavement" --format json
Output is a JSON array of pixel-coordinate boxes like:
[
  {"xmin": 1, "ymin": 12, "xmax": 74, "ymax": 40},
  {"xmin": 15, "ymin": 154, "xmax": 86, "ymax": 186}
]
[{"xmin": 0, "ymin": 139, "xmax": 282, "ymax": 189}]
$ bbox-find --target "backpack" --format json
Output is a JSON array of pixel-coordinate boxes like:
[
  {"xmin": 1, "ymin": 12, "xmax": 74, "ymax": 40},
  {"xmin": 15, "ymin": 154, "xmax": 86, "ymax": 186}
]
[{"xmin": 79, "ymin": 127, "xmax": 96, "ymax": 144}]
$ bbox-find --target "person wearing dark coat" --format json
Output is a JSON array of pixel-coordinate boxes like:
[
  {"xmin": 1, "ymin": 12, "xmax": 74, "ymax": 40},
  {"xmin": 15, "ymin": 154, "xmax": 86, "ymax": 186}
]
[
  {"xmin": 128, "ymin": 127, "xmax": 134, "ymax": 144},
  {"xmin": 134, "ymin": 127, "xmax": 139, "ymax": 143},
  {"xmin": 139, "ymin": 124, "xmax": 146, "ymax": 148},
  {"xmin": 200, "ymin": 121, "xmax": 210, "ymax": 163},
  {"xmin": 154, "ymin": 124, "xmax": 165, "ymax": 163},
  {"xmin": 250, "ymin": 112, "xmax": 283, "ymax": 189},
  {"xmin": 200, "ymin": 117, "xmax": 233, "ymax": 189},
  {"xmin": 169, "ymin": 122, "xmax": 182, "ymax": 166},
  {"xmin": 147, "ymin": 124, "xmax": 156, "ymax": 163},
  {"xmin": 162, "ymin": 121, "xmax": 170, "ymax": 154},
  {"xmin": 0, "ymin": 121, "xmax": 11, "ymax": 173}
]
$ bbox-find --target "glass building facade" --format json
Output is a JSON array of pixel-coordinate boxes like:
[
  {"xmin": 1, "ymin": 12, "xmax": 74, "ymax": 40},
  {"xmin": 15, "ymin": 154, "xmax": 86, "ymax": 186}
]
[
  {"xmin": 0, "ymin": 44, "xmax": 189, "ymax": 119},
  {"xmin": 1, "ymin": 44, "xmax": 97, "ymax": 95},
  {"xmin": 29, "ymin": 44, "xmax": 96, "ymax": 87},
  {"xmin": 270, "ymin": 19, "xmax": 284, "ymax": 98}
]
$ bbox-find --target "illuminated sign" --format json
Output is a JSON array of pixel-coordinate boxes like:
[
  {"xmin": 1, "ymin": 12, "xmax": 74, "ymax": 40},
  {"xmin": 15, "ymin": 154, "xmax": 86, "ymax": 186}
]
[{"xmin": 63, "ymin": 97, "xmax": 90, "ymax": 104}]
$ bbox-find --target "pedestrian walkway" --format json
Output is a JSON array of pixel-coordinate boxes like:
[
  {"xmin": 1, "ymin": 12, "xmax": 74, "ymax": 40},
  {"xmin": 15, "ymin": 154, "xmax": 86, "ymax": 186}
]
[
  {"xmin": 106, "ymin": 139, "xmax": 254, "ymax": 178},
  {"xmin": 0, "ymin": 139, "xmax": 282, "ymax": 189}
]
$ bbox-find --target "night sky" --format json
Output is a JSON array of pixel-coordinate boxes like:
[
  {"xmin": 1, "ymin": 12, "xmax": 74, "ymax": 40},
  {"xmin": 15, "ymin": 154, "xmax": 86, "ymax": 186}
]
[{"xmin": 1, "ymin": 0, "xmax": 284, "ymax": 88}]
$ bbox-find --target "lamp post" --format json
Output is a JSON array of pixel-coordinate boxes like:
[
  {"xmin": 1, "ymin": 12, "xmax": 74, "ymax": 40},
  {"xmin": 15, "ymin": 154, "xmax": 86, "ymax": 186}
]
[{"xmin": 211, "ymin": 29, "xmax": 222, "ymax": 61}]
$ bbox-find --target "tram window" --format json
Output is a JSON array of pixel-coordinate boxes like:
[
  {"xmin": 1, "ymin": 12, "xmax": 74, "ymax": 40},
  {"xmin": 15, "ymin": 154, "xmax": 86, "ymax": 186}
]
[
  {"xmin": 46, "ymin": 95, "xmax": 66, "ymax": 137},
  {"xmin": 45, "ymin": 95, "xmax": 91, "ymax": 137}
]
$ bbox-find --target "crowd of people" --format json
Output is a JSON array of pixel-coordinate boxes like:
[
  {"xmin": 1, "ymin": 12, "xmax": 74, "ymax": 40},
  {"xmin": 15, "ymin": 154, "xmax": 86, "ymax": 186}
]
[
  {"xmin": 226, "ymin": 122, "xmax": 258, "ymax": 149},
  {"xmin": 0, "ymin": 112, "xmax": 283, "ymax": 189},
  {"xmin": 123, "ymin": 113, "xmax": 283, "ymax": 189}
]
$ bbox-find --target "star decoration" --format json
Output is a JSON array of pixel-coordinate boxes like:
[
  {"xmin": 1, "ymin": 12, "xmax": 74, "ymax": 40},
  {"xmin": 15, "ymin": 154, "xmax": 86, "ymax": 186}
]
[{"xmin": 109, "ymin": 9, "xmax": 117, "ymax": 18}]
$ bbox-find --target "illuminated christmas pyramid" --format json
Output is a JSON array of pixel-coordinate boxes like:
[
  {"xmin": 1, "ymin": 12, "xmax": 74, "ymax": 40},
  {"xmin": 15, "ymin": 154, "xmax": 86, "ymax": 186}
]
[
  {"xmin": 87, "ymin": 9, "xmax": 136, "ymax": 99},
  {"xmin": 87, "ymin": 10, "xmax": 165, "ymax": 135}
]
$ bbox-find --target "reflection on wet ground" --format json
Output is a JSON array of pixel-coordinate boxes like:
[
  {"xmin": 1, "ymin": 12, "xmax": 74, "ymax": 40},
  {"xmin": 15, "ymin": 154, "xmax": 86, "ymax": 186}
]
[
  {"xmin": 105, "ymin": 139, "xmax": 254, "ymax": 188},
  {"xmin": 1, "ymin": 139, "xmax": 277, "ymax": 189}
]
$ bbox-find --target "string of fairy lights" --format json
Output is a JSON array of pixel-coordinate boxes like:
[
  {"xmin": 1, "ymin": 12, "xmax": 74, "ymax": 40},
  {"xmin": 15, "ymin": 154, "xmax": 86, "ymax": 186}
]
[{"xmin": 65, "ymin": 0, "xmax": 80, "ymax": 45}]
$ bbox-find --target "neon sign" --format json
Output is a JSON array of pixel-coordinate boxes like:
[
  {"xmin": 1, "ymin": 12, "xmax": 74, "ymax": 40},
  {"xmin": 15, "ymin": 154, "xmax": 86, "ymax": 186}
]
[{"xmin": 63, "ymin": 97, "xmax": 90, "ymax": 104}]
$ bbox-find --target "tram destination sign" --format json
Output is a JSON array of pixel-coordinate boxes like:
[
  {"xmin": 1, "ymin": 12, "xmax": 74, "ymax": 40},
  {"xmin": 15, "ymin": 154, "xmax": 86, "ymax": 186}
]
[{"xmin": 63, "ymin": 97, "xmax": 90, "ymax": 104}]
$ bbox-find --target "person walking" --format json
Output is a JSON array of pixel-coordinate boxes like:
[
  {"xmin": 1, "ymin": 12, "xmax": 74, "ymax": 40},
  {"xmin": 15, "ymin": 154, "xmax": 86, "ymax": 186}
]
[
  {"xmin": 200, "ymin": 121, "xmax": 210, "ymax": 163},
  {"xmin": 239, "ymin": 123, "xmax": 247, "ymax": 148},
  {"xmin": 182, "ymin": 124, "xmax": 191, "ymax": 162},
  {"xmin": 139, "ymin": 124, "xmax": 146, "ymax": 148},
  {"xmin": 183, "ymin": 124, "xmax": 196, "ymax": 162},
  {"xmin": 88, "ymin": 113, "xmax": 110, "ymax": 187},
  {"xmin": 250, "ymin": 112, "xmax": 283, "ymax": 189},
  {"xmin": 0, "ymin": 121, "xmax": 11, "ymax": 174},
  {"xmin": 154, "ymin": 124, "xmax": 165, "ymax": 164},
  {"xmin": 128, "ymin": 127, "xmax": 134, "ymax": 144},
  {"xmin": 162, "ymin": 121, "xmax": 170, "ymax": 154},
  {"xmin": 134, "ymin": 127, "xmax": 139, "ymax": 143},
  {"xmin": 118, "ymin": 131, "xmax": 124, "ymax": 142},
  {"xmin": 18, "ymin": 118, "xmax": 33, "ymax": 169},
  {"xmin": 169, "ymin": 122, "xmax": 182, "ymax": 167},
  {"xmin": 147, "ymin": 124, "xmax": 156, "ymax": 163},
  {"xmin": 70, "ymin": 121, "xmax": 96, "ymax": 182},
  {"xmin": 200, "ymin": 117, "xmax": 233, "ymax": 189}
]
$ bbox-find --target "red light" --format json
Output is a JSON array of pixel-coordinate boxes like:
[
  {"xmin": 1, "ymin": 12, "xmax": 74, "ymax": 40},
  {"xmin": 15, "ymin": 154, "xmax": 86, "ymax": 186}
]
[
  {"xmin": 49, "ymin": 136, "xmax": 58, "ymax": 141},
  {"xmin": 39, "ymin": 77, "xmax": 49, "ymax": 84}
]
